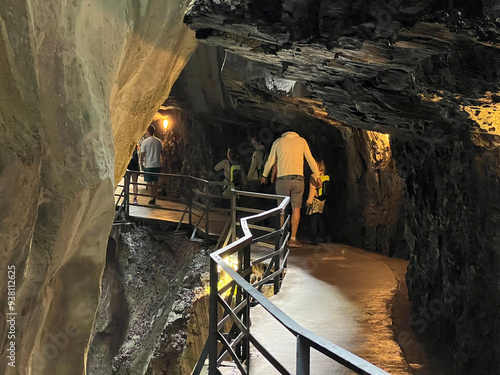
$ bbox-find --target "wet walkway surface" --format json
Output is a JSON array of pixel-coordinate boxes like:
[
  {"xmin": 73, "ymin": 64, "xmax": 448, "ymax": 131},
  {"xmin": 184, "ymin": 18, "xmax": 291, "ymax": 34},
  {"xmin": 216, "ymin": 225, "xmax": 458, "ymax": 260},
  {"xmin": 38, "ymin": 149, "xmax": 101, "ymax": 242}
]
[
  {"xmin": 115, "ymin": 176, "xmax": 229, "ymax": 237},
  {"xmin": 116, "ymin": 179, "xmax": 436, "ymax": 374},
  {"xmin": 234, "ymin": 243, "xmax": 427, "ymax": 375}
]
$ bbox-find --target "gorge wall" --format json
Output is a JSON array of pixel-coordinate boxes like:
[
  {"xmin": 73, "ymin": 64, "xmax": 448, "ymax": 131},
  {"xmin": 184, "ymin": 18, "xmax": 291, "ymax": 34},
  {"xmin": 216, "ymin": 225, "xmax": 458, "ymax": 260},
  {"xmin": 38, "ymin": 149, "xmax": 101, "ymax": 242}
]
[
  {"xmin": 170, "ymin": 1, "xmax": 499, "ymax": 372},
  {"xmin": 0, "ymin": 1, "xmax": 196, "ymax": 374},
  {"xmin": 1, "ymin": 0, "xmax": 499, "ymax": 374},
  {"xmin": 88, "ymin": 221, "xmax": 208, "ymax": 375}
]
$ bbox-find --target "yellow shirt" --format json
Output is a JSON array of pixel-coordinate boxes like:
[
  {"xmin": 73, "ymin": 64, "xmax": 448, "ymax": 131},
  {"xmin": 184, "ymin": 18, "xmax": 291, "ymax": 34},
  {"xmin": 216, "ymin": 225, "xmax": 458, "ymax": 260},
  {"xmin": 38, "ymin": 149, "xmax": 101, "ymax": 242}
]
[{"xmin": 262, "ymin": 132, "xmax": 320, "ymax": 178}]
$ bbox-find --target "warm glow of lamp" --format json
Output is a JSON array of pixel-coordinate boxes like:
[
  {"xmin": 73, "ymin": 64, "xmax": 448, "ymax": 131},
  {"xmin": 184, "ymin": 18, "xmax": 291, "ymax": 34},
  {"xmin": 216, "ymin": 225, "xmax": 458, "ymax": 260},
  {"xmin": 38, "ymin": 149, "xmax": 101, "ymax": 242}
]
[{"xmin": 163, "ymin": 119, "xmax": 169, "ymax": 129}]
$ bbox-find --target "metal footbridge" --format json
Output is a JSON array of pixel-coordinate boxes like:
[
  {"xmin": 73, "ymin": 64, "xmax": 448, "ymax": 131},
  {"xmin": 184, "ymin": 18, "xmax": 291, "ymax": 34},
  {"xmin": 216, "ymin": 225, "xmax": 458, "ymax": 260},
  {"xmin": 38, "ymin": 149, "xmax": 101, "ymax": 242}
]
[{"xmin": 115, "ymin": 170, "xmax": 389, "ymax": 375}]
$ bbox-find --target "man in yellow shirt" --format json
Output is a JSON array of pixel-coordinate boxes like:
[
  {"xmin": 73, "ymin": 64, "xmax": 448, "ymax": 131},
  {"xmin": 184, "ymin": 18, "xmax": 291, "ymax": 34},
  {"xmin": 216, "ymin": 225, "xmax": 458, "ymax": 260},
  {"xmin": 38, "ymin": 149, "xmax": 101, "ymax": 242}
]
[{"xmin": 261, "ymin": 131, "xmax": 321, "ymax": 247}]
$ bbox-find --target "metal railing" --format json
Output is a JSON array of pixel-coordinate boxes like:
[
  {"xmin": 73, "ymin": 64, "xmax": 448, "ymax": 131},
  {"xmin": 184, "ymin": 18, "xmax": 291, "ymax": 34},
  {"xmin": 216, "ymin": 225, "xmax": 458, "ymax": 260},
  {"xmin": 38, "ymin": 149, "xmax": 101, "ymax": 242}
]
[
  {"xmin": 116, "ymin": 172, "xmax": 388, "ymax": 374},
  {"xmin": 193, "ymin": 189, "xmax": 389, "ymax": 375},
  {"xmin": 115, "ymin": 170, "xmax": 231, "ymax": 240}
]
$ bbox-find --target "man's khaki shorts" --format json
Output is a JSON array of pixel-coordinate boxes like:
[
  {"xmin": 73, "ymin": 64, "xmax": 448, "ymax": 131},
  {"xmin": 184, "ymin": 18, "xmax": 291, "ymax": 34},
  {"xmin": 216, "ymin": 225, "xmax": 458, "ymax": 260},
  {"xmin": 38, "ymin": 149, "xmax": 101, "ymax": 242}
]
[{"xmin": 276, "ymin": 178, "xmax": 304, "ymax": 209}]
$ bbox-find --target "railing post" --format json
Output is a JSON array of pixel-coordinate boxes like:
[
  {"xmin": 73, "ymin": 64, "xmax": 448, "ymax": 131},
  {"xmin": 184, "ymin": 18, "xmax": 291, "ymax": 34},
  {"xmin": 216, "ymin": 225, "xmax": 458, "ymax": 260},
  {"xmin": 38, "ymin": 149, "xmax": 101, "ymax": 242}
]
[
  {"xmin": 208, "ymin": 258, "xmax": 219, "ymax": 375},
  {"xmin": 296, "ymin": 336, "xmax": 310, "ymax": 375},
  {"xmin": 125, "ymin": 171, "xmax": 130, "ymax": 219},
  {"xmin": 273, "ymin": 208, "xmax": 281, "ymax": 294},
  {"xmin": 205, "ymin": 197, "xmax": 210, "ymax": 241},
  {"xmin": 231, "ymin": 189, "xmax": 237, "ymax": 243},
  {"xmin": 242, "ymin": 244, "xmax": 251, "ymax": 366},
  {"xmin": 188, "ymin": 179, "xmax": 193, "ymax": 226},
  {"xmin": 235, "ymin": 244, "xmax": 244, "ymax": 361}
]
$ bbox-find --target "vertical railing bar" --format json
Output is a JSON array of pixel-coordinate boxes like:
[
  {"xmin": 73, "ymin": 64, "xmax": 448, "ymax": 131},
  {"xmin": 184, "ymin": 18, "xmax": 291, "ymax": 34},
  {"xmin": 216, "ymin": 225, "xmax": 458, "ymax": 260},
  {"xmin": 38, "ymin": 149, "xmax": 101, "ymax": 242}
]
[
  {"xmin": 125, "ymin": 171, "xmax": 130, "ymax": 220},
  {"xmin": 205, "ymin": 203, "xmax": 210, "ymax": 240},
  {"xmin": 231, "ymin": 190, "xmax": 237, "ymax": 243},
  {"xmin": 202, "ymin": 181, "xmax": 208, "ymax": 240},
  {"xmin": 208, "ymin": 258, "xmax": 219, "ymax": 375},
  {"xmin": 296, "ymin": 336, "xmax": 310, "ymax": 375},
  {"xmin": 242, "ymin": 243, "xmax": 251, "ymax": 366},
  {"xmin": 235, "ymin": 241, "xmax": 244, "ymax": 361},
  {"xmin": 274, "ymin": 207, "xmax": 282, "ymax": 294},
  {"xmin": 188, "ymin": 178, "xmax": 193, "ymax": 226}
]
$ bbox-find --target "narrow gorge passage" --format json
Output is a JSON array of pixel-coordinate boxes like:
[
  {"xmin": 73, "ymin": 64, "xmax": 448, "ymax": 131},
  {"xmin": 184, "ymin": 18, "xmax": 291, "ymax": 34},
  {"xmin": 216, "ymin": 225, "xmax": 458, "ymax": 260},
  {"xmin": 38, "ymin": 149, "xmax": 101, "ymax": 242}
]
[
  {"xmin": 0, "ymin": 0, "xmax": 499, "ymax": 374},
  {"xmin": 247, "ymin": 244, "xmax": 425, "ymax": 375}
]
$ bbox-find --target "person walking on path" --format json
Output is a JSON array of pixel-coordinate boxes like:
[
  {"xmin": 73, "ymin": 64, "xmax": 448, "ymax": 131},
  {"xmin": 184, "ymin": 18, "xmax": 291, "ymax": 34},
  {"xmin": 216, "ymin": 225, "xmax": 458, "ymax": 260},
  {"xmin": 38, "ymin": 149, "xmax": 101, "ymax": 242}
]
[
  {"xmin": 260, "ymin": 130, "xmax": 321, "ymax": 247},
  {"xmin": 214, "ymin": 148, "xmax": 247, "ymax": 196},
  {"xmin": 127, "ymin": 144, "xmax": 141, "ymax": 204},
  {"xmin": 244, "ymin": 136, "xmax": 266, "ymax": 193},
  {"xmin": 306, "ymin": 159, "xmax": 329, "ymax": 245},
  {"xmin": 140, "ymin": 124, "xmax": 163, "ymax": 205}
]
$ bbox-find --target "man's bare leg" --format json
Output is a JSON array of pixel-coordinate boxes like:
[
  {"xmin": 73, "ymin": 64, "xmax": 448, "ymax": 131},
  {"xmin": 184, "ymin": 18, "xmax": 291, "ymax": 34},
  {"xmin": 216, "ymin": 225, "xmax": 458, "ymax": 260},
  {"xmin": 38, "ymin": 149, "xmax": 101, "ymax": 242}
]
[
  {"xmin": 291, "ymin": 206, "xmax": 300, "ymax": 241},
  {"xmin": 132, "ymin": 173, "xmax": 138, "ymax": 202},
  {"xmin": 149, "ymin": 181, "xmax": 157, "ymax": 204}
]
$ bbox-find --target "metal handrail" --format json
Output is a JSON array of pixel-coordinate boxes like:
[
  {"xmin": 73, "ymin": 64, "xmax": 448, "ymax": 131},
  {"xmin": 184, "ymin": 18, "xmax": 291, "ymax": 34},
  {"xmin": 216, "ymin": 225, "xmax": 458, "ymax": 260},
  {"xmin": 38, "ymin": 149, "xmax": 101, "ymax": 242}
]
[
  {"xmin": 198, "ymin": 188, "xmax": 389, "ymax": 375},
  {"xmin": 120, "ymin": 170, "xmax": 231, "ymax": 240},
  {"xmin": 117, "ymin": 172, "xmax": 388, "ymax": 374}
]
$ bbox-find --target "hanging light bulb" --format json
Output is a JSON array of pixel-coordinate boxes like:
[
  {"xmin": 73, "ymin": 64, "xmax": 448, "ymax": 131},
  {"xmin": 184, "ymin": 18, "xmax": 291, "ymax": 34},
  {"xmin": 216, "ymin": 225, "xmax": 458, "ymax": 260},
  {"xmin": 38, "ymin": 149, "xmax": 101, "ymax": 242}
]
[{"xmin": 163, "ymin": 119, "xmax": 169, "ymax": 130}]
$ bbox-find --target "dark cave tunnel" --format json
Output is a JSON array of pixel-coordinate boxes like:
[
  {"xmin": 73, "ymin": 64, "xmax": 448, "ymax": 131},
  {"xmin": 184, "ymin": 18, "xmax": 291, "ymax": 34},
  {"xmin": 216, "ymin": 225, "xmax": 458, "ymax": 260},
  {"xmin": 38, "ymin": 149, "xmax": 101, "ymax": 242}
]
[{"xmin": 138, "ymin": 32, "xmax": 500, "ymax": 372}]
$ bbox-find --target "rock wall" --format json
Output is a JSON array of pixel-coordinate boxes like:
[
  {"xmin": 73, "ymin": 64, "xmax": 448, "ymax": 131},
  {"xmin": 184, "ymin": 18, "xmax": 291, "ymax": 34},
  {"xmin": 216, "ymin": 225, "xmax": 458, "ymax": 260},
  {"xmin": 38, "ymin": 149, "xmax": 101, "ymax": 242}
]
[
  {"xmin": 395, "ymin": 138, "xmax": 500, "ymax": 374},
  {"xmin": 145, "ymin": 271, "xmax": 210, "ymax": 375},
  {"xmin": 0, "ymin": 1, "xmax": 196, "ymax": 374},
  {"xmin": 88, "ymin": 221, "xmax": 206, "ymax": 374},
  {"xmin": 174, "ymin": 1, "xmax": 500, "ymax": 372},
  {"xmin": 169, "ymin": 46, "xmax": 407, "ymax": 258}
]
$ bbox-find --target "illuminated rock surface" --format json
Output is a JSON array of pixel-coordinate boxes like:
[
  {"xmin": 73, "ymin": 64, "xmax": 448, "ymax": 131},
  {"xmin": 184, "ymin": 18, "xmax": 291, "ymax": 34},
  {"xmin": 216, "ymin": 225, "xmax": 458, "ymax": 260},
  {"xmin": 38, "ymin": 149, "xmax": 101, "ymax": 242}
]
[
  {"xmin": 1, "ymin": 0, "xmax": 499, "ymax": 374},
  {"xmin": 176, "ymin": 1, "xmax": 500, "ymax": 372},
  {"xmin": 0, "ymin": 1, "xmax": 196, "ymax": 374}
]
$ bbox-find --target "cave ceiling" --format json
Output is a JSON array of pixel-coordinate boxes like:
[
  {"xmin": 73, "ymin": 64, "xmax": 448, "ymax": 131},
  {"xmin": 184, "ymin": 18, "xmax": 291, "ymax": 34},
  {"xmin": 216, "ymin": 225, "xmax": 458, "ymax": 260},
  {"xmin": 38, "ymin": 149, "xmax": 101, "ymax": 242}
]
[{"xmin": 181, "ymin": 0, "xmax": 500, "ymax": 144}]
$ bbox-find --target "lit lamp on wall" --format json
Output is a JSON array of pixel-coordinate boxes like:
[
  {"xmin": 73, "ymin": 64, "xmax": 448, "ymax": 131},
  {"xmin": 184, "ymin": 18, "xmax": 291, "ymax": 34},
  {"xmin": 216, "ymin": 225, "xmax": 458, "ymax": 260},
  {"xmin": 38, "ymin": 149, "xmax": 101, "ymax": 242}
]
[{"xmin": 163, "ymin": 118, "xmax": 169, "ymax": 130}]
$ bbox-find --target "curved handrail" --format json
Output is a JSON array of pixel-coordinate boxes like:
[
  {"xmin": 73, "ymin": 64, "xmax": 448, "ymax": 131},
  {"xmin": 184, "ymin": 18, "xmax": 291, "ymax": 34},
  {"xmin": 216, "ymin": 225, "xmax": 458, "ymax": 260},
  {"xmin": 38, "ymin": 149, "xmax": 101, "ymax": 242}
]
[
  {"xmin": 118, "ymin": 171, "xmax": 388, "ymax": 374},
  {"xmin": 121, "ymin": 170, "xmax": 232, "ymax": 240},
  {"xmin": 209, "ymin": 190, "xmax": 389, "ymax": 375}
]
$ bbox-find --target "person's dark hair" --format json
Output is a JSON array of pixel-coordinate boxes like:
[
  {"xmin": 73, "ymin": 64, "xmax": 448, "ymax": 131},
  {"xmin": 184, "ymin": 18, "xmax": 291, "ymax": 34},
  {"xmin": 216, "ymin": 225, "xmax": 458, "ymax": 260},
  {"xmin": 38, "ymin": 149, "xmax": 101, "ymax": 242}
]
[
  {"xmin": 148, "ymin": 124, "xmax": 155, "ymax": 136},
  {"xmin": 316, "ymin": 159, "xmax": 326, "ymax": 173},
  {"xmin": 251, "ymin": 135, "xmax": 262, "ymax": 144},
  {"xmin": 227, "ymin": 148, "xmax": 240, "ymax": 163}
]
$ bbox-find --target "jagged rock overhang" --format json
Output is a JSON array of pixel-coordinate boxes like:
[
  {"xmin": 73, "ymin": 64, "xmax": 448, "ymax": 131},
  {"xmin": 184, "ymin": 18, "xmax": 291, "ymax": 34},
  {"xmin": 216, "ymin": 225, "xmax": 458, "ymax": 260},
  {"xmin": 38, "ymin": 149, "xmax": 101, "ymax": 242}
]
[{"xmin": 183, "ymin": 0, "xmax": 500, "ymax": 143}]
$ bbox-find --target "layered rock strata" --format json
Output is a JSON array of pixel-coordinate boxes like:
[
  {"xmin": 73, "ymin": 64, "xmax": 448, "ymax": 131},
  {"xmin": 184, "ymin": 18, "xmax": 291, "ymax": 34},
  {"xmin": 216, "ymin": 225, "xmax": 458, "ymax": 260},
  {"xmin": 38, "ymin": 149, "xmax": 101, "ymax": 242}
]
[{"xmin": 177, "ymin": 1, "xmax": 500, "ymax": 372}]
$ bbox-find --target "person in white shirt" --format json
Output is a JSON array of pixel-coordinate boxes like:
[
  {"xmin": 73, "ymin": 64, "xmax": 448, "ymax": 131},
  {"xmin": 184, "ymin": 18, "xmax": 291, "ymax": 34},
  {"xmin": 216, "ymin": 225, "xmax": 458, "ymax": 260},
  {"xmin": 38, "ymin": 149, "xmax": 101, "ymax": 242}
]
[
  {"xmin": 244, "ymin": 136, "xmax": 266, "ymax": 192},
  {"xmin": 261, "ymin": 131, "xmax": 321, "ymax": 247},
  {"xmin": 140, "ymin": 125, "xmax": 163, "ymax": 205}
]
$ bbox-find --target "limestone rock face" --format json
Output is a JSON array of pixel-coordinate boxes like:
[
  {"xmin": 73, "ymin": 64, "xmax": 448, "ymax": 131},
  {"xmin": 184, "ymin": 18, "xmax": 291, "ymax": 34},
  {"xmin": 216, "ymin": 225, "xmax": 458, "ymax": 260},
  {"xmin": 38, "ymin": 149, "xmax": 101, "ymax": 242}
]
[
  {"xmin": 0, "ymin": 1, "xmax": 196, "ymax": 374},
  {"xmin": 399, "ymin": 139, "xmax": 500, "ymax": 373},
  {"xmin": 185, "ymin": 0, "xmax": 500, "ymax": 139},
  {"xmin": 87, "ymin": 222, "xmax": 204, "ymax": 374}
]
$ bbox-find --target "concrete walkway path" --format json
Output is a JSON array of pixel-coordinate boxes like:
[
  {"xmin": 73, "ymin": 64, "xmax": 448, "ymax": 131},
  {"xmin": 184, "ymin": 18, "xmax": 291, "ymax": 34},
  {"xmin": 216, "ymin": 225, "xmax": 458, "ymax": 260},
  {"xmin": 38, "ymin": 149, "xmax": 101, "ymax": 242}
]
[{"xmin": 243, "ymin": 243, "xmax": 416, "ymax": 375}]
